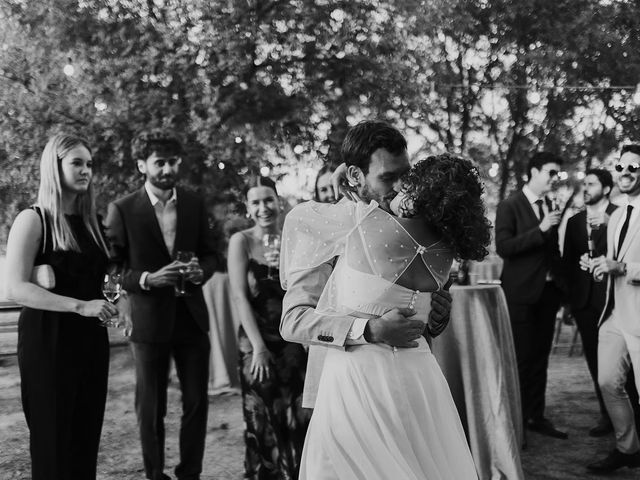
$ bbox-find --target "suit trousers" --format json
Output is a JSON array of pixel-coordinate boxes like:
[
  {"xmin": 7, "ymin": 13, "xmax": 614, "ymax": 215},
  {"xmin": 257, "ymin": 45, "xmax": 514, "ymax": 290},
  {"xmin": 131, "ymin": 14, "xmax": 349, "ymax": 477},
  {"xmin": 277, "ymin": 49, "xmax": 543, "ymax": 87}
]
[
  {"xmin": 574, "ymin": 305, "xmax": 608, "ymax": 415},
  {"xmin": 507, "ymin": 281, "xmax": 562, "ymax": 424},
  {"xmin": 598, "ymin": 316, "xmax": 640, "ymax": 454},
  {"xmin": 131, "ymin": 301, "xmax": 211, "ymax": 480},
  {"xmin": 574, "ymin": 305, "xmax": 640, "ymax": 420}
]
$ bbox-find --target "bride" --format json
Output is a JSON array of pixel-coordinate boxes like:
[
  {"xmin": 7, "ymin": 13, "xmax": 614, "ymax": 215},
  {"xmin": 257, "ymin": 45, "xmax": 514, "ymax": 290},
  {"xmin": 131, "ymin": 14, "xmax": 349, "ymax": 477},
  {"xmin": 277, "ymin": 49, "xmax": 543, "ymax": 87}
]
[{"xmin": 280, "ymin": 153, "xmax": 491, "ymax": 479}]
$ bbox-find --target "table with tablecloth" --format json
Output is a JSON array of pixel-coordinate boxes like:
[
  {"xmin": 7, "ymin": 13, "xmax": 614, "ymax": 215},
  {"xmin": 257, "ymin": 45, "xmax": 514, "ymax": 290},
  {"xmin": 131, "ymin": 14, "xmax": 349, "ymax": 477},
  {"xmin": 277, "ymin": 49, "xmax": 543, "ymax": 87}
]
[
  {"xmin": 432, "ymin": 284, "xmax": 524, "ymax": 480},
  {"xmin": 202, "ymin": 272, "xmax": 241, "ymax": 395}
]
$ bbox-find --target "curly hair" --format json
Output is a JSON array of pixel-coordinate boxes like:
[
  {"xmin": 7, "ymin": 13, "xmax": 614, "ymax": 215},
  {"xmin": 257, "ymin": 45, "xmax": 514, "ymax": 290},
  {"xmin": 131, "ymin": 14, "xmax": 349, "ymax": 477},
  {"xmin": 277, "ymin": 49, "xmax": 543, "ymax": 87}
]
[
  {"xmin": 397, "ymin": 153, "xmax": 491, "ymax": 261},
  {"xmin": 131, "ymin": 129, "xmax": 183, "ymax": 162}
]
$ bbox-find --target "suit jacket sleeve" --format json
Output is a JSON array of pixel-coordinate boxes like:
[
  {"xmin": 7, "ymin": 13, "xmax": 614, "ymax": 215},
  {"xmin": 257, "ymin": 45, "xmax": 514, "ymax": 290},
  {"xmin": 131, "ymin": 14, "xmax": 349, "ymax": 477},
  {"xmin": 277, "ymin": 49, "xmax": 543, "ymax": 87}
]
[
  {"xmin": 495, "ymin": 199, "xmax": 546, "ymax": 258},
  {"xmin": 280, "ymin": 261, "xmax": 354, "ymax": 347},
  {"xmin": 105, "ymin": 201, "xmax": 144, "ymax": 293}
]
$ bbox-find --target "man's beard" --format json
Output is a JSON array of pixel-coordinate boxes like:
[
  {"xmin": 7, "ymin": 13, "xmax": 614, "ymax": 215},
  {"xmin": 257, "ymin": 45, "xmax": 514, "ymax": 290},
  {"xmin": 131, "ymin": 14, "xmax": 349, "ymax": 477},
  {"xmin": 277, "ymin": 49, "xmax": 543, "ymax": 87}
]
[
  {"xmin": 359, "ymin": 184, "xmax": 398, "ymax": 213},
  {"xmin": 150, "ymin": 175, "xmax": 176, "ymax": 190},
  {"xmin": 584, "ymin": 192, "xmax": 604, "ymax": 206}
]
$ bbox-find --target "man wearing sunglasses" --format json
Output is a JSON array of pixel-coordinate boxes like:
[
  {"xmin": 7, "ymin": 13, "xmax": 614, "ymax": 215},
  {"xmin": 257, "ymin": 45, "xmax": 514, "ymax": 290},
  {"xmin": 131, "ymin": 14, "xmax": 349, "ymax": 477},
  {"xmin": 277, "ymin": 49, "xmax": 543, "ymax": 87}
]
[
  {"xmin": 106, "ymin": 130, "xmax": 220, "ymax": 480},
  {"xmin": 496, "ymin": 151, "xmax": 568, "ymax": 441},
  {"xmin": 585, "ymin": 144, "xmax": 640, "ymax": 472}
]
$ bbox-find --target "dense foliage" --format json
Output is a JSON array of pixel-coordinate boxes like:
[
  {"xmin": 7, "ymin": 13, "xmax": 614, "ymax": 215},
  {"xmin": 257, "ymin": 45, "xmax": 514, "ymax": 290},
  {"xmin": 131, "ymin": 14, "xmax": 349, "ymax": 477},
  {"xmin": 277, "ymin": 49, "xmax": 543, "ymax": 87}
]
[{"xmin": 1, "ymin": 0, "xmax": 639, "ymax": 249}]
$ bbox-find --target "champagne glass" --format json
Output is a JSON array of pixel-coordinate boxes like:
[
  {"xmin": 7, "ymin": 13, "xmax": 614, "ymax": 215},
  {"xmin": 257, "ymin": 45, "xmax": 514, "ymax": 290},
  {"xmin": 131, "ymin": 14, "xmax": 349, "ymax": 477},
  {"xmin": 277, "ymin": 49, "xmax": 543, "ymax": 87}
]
[
  {"xmin": 101, "ymin": 272, "xmax": 122, "ymax": 328},
  {"xmin": 262, "ymin": 234, "xmax": 281, "ymax": 280},
  {"xmin": 175, "ymin": 250, "xmax": 195, "ymax": 296}
]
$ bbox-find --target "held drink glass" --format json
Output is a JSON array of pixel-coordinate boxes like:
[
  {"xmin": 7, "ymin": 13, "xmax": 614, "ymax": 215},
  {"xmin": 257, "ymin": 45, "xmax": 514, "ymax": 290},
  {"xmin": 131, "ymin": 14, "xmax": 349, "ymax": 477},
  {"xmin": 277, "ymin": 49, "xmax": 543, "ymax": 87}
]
[
  {"xmin": 101, "ymin": 272, "xmax": 122, "ymax": 327},
  {"xmin": 262, "ymin": 234, "xmax": 281, "ymax": 280},
  {"xmin": 175, "ymin": 250, "xmax": 196, "ymax": 296}
]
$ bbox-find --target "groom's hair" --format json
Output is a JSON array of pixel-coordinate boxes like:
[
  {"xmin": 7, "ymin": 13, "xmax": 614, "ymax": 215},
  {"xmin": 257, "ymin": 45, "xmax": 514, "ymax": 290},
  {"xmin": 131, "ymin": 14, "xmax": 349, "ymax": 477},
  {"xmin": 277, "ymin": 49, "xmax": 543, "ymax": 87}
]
[{"xmin": 341, "ymin": 121, "xmax": 407, "ymax": 175}]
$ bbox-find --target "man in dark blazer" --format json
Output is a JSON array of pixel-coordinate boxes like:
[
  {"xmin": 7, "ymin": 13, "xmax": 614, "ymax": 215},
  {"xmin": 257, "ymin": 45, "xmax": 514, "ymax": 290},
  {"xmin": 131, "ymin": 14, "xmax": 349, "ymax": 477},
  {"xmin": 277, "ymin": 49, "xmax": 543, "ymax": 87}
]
[
  {"xmin": 106, "ymin": 130, "xmax": 219, "ymax": 480},
  {"xmin": 495, "ymin": 151, "xmax": 568, "ymax": 439},
  {"xmin": 563, "ymin": 168, "xmax": 619, "ymax": 436}
]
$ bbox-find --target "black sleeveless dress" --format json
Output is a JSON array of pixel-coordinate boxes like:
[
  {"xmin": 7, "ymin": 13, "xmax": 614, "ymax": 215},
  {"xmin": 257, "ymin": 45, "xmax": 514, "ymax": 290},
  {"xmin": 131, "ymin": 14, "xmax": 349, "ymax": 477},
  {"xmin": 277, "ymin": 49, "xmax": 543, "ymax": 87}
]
[
  {"xmin": 238, "ymin": 258, "xmax": 310, "ymax": 480},
  {"xmin": 17, "ymin": 213, "xmax": 110, "ymax": 480}
]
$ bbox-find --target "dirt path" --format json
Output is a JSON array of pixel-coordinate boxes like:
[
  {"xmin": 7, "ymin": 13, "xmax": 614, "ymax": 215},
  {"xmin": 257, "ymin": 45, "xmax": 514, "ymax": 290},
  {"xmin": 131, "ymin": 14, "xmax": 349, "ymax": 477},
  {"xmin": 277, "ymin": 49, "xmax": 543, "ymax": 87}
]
[{"xmin": 1, "ymin": 343, "xmax": 639, "ymax": 479}]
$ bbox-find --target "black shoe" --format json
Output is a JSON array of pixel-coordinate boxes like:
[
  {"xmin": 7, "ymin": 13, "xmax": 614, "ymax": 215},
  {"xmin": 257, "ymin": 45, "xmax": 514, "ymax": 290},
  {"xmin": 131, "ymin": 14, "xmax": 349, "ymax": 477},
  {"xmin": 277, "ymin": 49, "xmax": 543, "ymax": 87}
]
[
  {"xmin": 527, "ymin": 418, "xmax": 568, "ymax": 439},
  {"xmin": 587, "ymin": 449, "xmax": 640, "ymax": 473},
  {"xmin": 589, "ymin": 417, "xmax": 614, "ymax": 437}
]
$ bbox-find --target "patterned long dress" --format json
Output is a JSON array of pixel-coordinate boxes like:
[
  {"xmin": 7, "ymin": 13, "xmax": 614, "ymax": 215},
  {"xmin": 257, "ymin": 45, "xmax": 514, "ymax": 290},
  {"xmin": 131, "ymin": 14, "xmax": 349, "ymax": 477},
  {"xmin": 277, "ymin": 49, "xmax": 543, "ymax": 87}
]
[{"xmin": 238, "ymin": 258, "xmax": 310, "ymax": 480}]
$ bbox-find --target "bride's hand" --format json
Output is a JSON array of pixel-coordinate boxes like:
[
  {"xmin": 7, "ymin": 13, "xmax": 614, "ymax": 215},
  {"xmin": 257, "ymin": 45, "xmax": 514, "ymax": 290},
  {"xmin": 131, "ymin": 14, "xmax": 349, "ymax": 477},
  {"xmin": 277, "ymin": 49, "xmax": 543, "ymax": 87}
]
[
  {"xmin": 330, "ymin": 163, "xmax": 361, "ymax": 202},
  {"xmin": 251, "ymin": 348, "xmax": 274, "ymax": 383}
]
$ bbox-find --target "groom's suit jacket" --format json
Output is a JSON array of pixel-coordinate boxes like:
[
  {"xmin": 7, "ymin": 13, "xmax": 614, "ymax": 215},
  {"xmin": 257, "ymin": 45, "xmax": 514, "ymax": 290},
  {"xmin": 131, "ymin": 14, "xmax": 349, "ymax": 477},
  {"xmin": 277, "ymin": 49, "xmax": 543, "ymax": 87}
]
[
  {"xmin": 598, "ymin": 203, "xmax": 640, "ymax": 335},
  {"xmin": 105, "ymin": 186, "xmax": 219, "ymax": 343},
  {"xmin": 281, "ymin": 260, "xmax": 354, "ymax": 408}
]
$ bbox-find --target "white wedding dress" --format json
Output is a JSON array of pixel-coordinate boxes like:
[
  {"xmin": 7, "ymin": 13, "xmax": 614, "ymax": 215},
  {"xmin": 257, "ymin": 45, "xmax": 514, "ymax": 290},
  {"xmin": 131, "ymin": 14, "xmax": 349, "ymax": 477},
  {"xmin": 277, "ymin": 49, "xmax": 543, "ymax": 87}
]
[{"xmin": 281, "ymin": 200, "xmax": 478, "ymax": 480}]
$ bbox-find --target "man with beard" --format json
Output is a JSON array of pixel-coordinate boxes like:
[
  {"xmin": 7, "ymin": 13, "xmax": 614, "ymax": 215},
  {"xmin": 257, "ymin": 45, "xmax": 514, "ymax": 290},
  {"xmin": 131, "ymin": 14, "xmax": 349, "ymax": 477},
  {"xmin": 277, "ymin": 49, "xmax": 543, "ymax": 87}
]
[
  {"xmin": 495, "ymin": 151, "xmax": 568, "ymax": 440},
  {"xmin": 563, "ymin": 169, "xmax": 619, "ymax": 436},
  {"xmin": 105, "ymin": 130, "xmax": 219, "ymax": 480},
  {"xmin": 280, "ymin": 120, "xmax": 453, "ymax": 409},
  {"xmin": 586, "ymin": 144, "xmax": 640, "ymax": 472}
]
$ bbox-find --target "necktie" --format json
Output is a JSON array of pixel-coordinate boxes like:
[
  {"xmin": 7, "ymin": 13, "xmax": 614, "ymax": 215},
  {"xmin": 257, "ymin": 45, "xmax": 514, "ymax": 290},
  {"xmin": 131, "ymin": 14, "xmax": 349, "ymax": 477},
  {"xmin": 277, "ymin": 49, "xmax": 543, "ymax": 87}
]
[
  {"xmin": 535, "ymin": 199, "xmax": 544, "ymax": 222},
  {"xmin": 616, "ymin": 205, "xmax": 634, "ymax": 259}
]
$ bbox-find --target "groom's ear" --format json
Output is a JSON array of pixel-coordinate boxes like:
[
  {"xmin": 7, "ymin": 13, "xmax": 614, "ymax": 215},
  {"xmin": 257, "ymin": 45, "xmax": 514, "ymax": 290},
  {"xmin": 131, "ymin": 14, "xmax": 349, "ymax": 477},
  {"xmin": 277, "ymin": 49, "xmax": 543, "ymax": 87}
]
[{"xmin": 345, "ymin": 165, "xmax": 364, "ymax": 188}]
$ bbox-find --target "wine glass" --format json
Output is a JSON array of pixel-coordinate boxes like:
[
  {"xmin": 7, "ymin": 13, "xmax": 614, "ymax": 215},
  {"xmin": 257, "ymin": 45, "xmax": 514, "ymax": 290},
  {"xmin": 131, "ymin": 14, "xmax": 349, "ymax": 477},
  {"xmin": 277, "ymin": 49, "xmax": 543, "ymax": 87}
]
[
  {"xmin": 262, "ymin": 234, "xmax": 281, "ymax": 280},
  {"xmin": 175, "ymin": 250, "xmax": 196, "ymax": 296},
  {"xmin": 101, "ymin": 272, "xmax": 122, "ymax": 328}
]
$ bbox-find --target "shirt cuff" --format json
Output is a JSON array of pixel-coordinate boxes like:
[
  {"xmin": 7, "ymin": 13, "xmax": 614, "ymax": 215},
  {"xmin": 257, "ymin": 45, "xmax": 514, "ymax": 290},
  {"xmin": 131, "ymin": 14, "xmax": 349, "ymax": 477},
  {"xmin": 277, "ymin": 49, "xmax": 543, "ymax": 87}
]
[
  {"xmin": 345, "ymin": 317, "xmax": 369, "ymax": 345},
  {"xmin": 139, "ymin": 271, "xmax": 150, "ymax": 290}
]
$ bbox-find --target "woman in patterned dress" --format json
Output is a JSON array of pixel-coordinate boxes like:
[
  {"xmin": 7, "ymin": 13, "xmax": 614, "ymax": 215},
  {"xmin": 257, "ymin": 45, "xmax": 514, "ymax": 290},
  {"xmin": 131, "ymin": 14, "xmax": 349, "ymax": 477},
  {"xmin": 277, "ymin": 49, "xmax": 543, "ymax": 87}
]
[{"xmin": 227, "ymin": 176, "xmax": 309, "ymax": 479}]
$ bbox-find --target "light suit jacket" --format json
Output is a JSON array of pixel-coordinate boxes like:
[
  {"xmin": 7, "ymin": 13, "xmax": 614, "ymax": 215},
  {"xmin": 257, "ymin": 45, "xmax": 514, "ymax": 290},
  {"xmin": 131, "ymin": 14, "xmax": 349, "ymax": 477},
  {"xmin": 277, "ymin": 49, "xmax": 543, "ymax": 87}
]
[{"xmin": 598, "ymin": 204, "xmax": 640, "ymax": 335}]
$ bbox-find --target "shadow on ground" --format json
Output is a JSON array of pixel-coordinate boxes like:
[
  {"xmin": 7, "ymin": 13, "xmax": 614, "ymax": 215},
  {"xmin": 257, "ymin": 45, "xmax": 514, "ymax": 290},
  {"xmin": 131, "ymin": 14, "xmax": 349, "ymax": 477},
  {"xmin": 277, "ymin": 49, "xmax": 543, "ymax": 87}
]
[{"xmin": 1, "ymin": 341, "xmax": 639, "ymax": 479}]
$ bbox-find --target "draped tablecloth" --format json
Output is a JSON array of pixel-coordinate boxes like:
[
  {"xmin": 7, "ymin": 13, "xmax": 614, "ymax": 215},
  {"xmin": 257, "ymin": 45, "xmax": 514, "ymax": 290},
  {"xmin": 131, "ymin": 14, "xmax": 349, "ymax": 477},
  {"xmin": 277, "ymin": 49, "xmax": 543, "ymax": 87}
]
[
  {"xmin": 202, "ymin": 272, "xmax": 241, "ymax": 395},
  {"xmin": 432, "ymin": 284, "xmax": 524, "ymax": 480}
]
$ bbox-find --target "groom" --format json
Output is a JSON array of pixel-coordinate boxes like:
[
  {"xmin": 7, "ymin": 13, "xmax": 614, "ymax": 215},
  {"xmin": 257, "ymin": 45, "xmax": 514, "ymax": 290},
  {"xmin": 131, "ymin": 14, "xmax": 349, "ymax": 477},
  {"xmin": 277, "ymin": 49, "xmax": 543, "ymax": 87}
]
[{"xmin": 280, "ymin": 120, "xmax": 452, "ymax": 407}]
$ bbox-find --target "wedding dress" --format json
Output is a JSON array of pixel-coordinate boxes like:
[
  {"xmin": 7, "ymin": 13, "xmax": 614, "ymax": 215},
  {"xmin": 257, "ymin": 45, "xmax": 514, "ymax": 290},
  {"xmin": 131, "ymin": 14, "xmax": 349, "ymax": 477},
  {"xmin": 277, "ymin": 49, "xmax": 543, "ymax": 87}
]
[{"xmin": 281, "ymin": 200, "xmax": 478, "ymax": 480}]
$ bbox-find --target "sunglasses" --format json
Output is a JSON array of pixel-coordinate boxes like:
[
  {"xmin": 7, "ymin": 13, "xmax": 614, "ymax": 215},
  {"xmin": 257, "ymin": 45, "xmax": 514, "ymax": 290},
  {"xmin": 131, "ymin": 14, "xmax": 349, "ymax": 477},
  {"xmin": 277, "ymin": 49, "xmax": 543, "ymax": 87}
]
[
  {"xmin": 541, "ymin": 169, "xmax": 559, "ymax": 178},
  {"xmin": 615, "ymin": 162, "xmax": 640, "ymax": 173}
]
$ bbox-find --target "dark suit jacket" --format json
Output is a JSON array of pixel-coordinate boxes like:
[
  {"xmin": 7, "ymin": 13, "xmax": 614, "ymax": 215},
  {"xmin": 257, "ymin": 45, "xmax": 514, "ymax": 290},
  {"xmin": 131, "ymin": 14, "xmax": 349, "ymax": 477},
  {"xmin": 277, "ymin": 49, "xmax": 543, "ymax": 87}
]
[
  {"xmin": 562, "ymin": 204, "xmax": 617, "ymax": 311},
  {"xmin": 105, "ymin": 186, "xmax": 219, "ymax": 342},
  {"xmin": 495, "ymin": 190, "xmax": 566, "ymax": 304}
]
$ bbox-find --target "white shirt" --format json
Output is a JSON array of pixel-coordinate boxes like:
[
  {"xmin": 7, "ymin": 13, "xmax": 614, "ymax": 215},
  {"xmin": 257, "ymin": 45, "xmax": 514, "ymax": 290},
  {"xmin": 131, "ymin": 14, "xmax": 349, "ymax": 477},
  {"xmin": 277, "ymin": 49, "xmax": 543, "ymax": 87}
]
[
  {"xmin": 585, "ymin": 201, "xmax": 609, "ymax": 238},
  {"xmin": 522, "ymin": 184, "xmax": 549, "ymax": 220},
  {"xmin": 139, "ymin": 183, "xmax": 178, "ymax": 289}
]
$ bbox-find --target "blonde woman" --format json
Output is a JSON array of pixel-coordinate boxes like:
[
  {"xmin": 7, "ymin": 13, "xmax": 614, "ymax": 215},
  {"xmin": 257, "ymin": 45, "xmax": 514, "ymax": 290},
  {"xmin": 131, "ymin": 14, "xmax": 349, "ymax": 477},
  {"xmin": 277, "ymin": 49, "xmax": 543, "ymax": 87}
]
[{"xmin": 5, "ymin": 133, "xmax": 117, "ymax": 480}]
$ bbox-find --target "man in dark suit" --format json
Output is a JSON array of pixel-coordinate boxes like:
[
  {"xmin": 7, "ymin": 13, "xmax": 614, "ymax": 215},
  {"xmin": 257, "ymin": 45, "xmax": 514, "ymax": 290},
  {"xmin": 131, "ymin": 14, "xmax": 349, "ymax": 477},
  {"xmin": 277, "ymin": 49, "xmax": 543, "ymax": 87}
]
[
  {"xmin": 563, "ymin": 169, "xmax": 619, "ymax": 436},
  {"xmin": 106, "ymin": 130, "xmax": 219, "ymax": 480},
  {"xmin": 495, "ymin": 151, "xmax": 568, "ymax": 439}
]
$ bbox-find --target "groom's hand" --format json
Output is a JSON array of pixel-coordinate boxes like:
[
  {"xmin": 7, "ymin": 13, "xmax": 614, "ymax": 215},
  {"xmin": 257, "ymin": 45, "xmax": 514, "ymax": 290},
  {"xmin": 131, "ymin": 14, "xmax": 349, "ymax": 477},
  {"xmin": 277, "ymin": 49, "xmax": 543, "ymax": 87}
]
[
  {"xmin": 364, "ymin": 308, "xmax": 425, "ymax": 348},
  {"xmin": 427, "ymin": 288, "xmax": 452, "ymax": 338}
]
